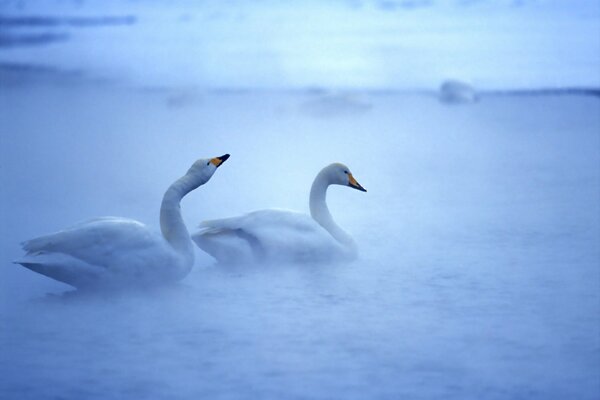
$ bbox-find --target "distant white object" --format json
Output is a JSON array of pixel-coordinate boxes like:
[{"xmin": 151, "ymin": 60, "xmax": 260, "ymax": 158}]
[
  {"xmin": 301, "ymin": 93, "xmax": 372, "ymax": 118},
  {"xmin": 439, "ymin": 79, "xmax": 478, "ymax": 104},
  {"xmin": 14, "ymin": 155, "xmax": 230, "ymax": 289},
  {"xmin": 192, "ymin": 163, "xmax": 366, "ymax": 264}
]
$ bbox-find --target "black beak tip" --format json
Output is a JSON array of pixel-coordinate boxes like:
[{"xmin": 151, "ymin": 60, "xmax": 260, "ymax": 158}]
[
  {"xmin": 218, "ymin": 154, "xmax": 230, "ymax": 163},
  {"xmin": 350, "ymin": 183, "xmax": 367, "ymax": 192}
]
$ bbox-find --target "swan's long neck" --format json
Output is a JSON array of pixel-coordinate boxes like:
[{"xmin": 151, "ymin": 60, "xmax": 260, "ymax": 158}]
[
  {"xmin": 160, "ymin": 173, "xmax": 199, "ymax": 263},
  {"xmin": 309, "ymin": 170, "xmax": 356, "ymax": 255}
]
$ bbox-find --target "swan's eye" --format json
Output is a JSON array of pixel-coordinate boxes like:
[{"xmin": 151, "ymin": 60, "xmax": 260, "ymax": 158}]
[
  {"xmin": 206, "ymin": 162, "xmax": 210, "ymax": 166},
  {"xmin": 344, "ymin": 170, "xmax": 348, "ymax": 174}
]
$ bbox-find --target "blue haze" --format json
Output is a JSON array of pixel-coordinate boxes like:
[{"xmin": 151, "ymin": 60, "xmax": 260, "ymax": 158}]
[{"xmin": 1, "ymin": 1, "xmax": 599, "ymax": 399}]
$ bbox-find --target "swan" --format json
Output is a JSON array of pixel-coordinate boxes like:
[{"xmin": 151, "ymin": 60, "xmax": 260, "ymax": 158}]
[
  {"xmin": 14, "ymin": 154, "xmax": 230, "ymax": 289},
  {"xmin": 192, "ymin": 162, "xmax": 366, "ymax": 264}
]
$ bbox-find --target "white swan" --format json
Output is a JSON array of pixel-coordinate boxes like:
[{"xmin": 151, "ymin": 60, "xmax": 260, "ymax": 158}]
[
  {"xmin": 192, "ymin": 163, "xmax": 366, "ymax": 264},
  {"xmin": 14, "ymin": 154, "xmax": 230, "ymax": 289}
]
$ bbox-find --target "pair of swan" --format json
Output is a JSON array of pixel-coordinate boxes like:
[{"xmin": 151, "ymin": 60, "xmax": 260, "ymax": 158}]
[{"xmin": 15, "ymin": 156, "xmax": 366, "ymax": 288}]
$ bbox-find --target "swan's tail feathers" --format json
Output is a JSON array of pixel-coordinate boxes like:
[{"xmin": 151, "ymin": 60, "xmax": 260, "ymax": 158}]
[
  {"xmin": 198, "ymin": 216, "xmax": 242, "ymax": 230},
  {"xmin": 198, "ymin": 220, "xmax": 212, "ymax": 228},
  {"xmin": 14, "ymin": 253, "xmax": 102, "ymax": 289},
  {"xmin": 20, "ymin": 234, "xmax": 59, "ymax": 253},
  {"xmin": 195, "ymin": 226, "xmax": 226, "ymax": 236}
]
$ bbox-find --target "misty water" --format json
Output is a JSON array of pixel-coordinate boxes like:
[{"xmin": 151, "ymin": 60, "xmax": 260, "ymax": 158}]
[
  {"xmin": 2, "ymin": 1, "xmax": 600, "ymax": 399},
  {"xmin": 2, "ymin": 82, "xmax": 598, "ymax": 399}
]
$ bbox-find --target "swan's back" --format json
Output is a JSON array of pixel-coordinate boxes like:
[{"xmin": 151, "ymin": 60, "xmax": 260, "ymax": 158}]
[
  {"xmin": 193, "ymin": 209, "xmax": 346, "ymax": 264},
  {"xmin": 16, "ymin": 217, "xmax": 183, "ymax": 288},
  {"xmin": 22, "ymin": 217, "xmax": 150, "ymax": 254}
]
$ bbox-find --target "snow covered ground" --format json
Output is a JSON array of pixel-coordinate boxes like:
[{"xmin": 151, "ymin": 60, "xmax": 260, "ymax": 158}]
[{"xmin": 1, "ymin": 1, "xmax": 599, "ymax": 399}]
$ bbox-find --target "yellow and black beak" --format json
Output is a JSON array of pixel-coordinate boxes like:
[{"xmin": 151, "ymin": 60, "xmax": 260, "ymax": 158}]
[
  {"xmin": 210, "ymin": 154, "xmax": 230, "ymax": 168},
  {"xmin": 348, "ymin": 173, "xmax": 367, "ymax": 192}
]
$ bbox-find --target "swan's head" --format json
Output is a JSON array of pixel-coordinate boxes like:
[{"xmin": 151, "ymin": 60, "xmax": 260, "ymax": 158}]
[
  {"xmin": 187, "ymin": 154, "xmax": 230, "ymax": 183},
  {"xmin": 327, "ymin": 163, "xmax": 367, "ymax": 192}
]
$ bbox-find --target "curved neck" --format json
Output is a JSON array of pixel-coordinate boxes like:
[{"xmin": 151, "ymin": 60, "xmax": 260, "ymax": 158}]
[
  {"xmin": 309, "ymin": 170, "xmax": 356, "ymax": 255},
  {"xmin": 160, "ymin": 174, "xmax": 198, "ymax": 263}
]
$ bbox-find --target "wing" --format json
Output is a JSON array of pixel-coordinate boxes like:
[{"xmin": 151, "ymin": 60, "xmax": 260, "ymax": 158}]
[
  {"xmin": 200, "ymin": 209, "xmax": 323, "ymax": 231},
  {"xmin": 20, "ymin": 217, "xmax": 165, "ymax": 269},
  {"xmin": 193, "ymin": 209, "xmax": 342, "ymax": 263}
]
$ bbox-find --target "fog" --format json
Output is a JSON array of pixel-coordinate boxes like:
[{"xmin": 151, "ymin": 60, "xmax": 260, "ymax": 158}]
[
  {"xmin": 1, "ymin": 1, "xmax": 600, "ymax": 399},
  {"xmin": 1, "ymin": 0, "xmax": 599, "ymax": 90}
]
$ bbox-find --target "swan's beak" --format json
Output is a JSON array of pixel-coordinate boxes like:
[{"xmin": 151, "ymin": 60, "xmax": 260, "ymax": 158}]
[
  {"xmin": 210, "ymin": 154, "xmax": 230, "ymax": 168},
  {"xmin": 348, "ymin": 173, "xmax": 367, "ymax": 192}
]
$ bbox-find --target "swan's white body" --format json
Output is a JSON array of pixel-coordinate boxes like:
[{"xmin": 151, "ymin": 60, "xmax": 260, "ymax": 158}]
[
  {"xmin": 15, "ymin": 155, "xmax": 229, "ymax": 289},
  {"xmin": 192, "ymin": 163, "xmax": 366, "ymax": 264}
]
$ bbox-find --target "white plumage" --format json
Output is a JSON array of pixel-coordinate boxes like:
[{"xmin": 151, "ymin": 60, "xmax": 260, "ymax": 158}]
[
  {"xmin": 193, "ymin": 163, "xmax": 366, "ymax": 264},
  {"xmin": 15, "ymin": 155, "xmax": 230, "ymax": 289}
]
